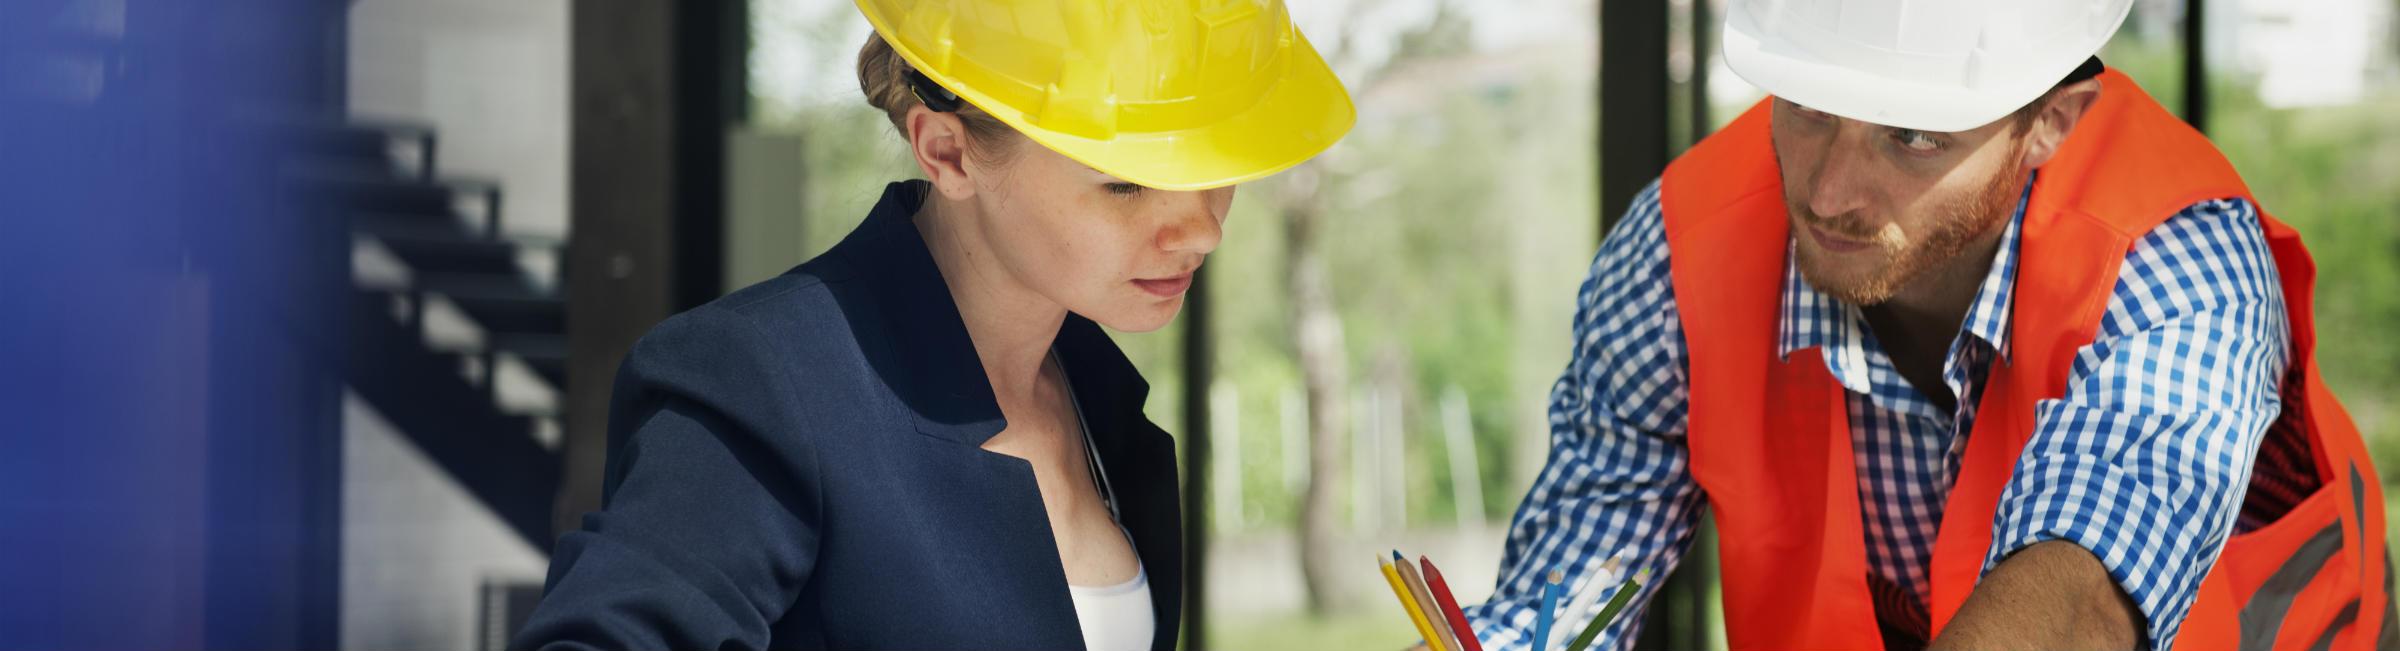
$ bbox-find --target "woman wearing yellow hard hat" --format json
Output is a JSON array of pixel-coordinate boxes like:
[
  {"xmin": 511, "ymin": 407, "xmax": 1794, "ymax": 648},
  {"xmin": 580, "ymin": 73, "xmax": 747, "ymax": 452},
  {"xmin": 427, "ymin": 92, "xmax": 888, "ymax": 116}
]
[{"xmin": 512, "ymin": 1, "xmax": 1352, "ymax": 650}]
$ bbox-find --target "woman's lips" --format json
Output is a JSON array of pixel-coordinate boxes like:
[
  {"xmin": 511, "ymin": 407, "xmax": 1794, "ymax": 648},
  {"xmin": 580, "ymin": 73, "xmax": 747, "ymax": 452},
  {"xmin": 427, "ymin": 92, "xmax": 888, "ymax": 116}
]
[
  {"xmin": 1808, "ymin": 224, "xmax": 1873, "ymax": 253},
  {"xmin": 1133, "ymin": 273, "xmax": 1194, "ymax": 297}
]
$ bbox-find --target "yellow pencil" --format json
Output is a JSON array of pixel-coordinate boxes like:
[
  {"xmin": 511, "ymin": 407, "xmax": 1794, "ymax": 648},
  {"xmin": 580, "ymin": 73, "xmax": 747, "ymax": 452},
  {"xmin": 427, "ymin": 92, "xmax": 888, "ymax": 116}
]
[
  {"xmin": 1381, "ymin": 554, "xmax": 1449, "ymax": 651},
  {"xmin": 1395, "ymin": 550, "xmax": 1463, "ymax": 651}
]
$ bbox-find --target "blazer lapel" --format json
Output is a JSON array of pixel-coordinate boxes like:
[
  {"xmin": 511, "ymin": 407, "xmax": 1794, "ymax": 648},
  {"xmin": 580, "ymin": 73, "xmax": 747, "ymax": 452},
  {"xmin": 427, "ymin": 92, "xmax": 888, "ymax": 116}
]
[{"xmin": 1055, "ymin": 316, "xmax": 1184, "ymax": 651}]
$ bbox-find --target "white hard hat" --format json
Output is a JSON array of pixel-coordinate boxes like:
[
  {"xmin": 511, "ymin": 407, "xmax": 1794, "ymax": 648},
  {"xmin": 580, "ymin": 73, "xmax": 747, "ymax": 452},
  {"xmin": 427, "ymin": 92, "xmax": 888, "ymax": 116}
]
[{"xmin": 1722, "ymin": 0, "xmax": 2135, "ymax": 132}]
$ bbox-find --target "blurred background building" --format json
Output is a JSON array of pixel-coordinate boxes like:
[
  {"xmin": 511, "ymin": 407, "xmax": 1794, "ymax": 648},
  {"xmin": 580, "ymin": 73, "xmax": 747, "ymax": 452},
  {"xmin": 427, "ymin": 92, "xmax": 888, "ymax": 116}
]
[{"xmin": 1, "ymin": 0, "xmax": 2395, "ymax": 649}]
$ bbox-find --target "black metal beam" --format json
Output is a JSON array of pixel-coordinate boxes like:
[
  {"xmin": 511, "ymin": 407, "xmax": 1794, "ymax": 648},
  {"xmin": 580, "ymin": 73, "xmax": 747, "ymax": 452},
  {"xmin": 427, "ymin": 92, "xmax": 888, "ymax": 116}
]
[
  {"xmin": 1690, "ymin": 0, "xmax": 1715, "ymax": 143},
  {"xmin": 1601, "ymin": 0, "xmax": 1674, "ymax": 237},
  {"xmin": 673, "ymin": 0, "xmax": 746, "ymax": 311},
  {"xmin": 563, "ymin": 0, "xmax": 686, "ymax": 540},
  {"xmin": 2182, "ymin": 0, "xmax": 2207, "ymax": 133},
  {"xmin": 561, "ymin": 0, "xmax": 748, "ymax": 539},
  {"xmin": 1606, "ymin": 1, "xmax": 1717, "ymax": 648},
  {"xmin": 1180, "ymin": 267, "xmax": 1214, "ymax": 650}
]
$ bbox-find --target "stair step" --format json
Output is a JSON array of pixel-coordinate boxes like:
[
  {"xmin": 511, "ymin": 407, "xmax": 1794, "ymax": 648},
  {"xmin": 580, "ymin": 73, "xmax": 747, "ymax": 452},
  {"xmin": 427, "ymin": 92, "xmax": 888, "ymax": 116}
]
[
  {"xmin": 487, "ymin": 334, "xmax": 568, "ymax": 389},
  {"xmin": 287, "ymin": 165, "xmax": 499, "ymax": 220},
  {"xmin": 355, "ymin": 213, "xmax": 563, "ymax": 278},
  {"xmin": 369, "ymin": 231, "xmax": 521, "ymax": 277},
  {"xmin": 457, "ymin": 349, "xmax": 564, "ymax": 418},
  {"xmin": 238, "ymin": 113, "xmax": 439, "ymax": 179},
  {"xmin": 355, "ymin": 213, "xmax": 565, "ymax": 248},
  {"xmin": 489, "ymin": 333, "xmax": 566, "ymax": 362},
  {"xmin": 294, "ymin": 122, "xmax": 436, "ymax": 177},
  {"xmin": 526, "ymin": 357, "xmax": 566, "ymax": 390},
  {"xmin": 414, "ymin": 273, "xmax": 564, "ymax": 335}
]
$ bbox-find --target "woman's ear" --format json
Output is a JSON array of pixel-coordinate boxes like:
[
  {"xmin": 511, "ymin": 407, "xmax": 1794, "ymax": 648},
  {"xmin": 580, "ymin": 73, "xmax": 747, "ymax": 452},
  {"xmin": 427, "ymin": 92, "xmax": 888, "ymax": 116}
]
[
  {"xmin": 2018, "ymin": 78, "xmax": 2104, "ymax": 169},
  {"xmin": 905, "ymin": 105, "xmax": 977, "ymax": 200}
]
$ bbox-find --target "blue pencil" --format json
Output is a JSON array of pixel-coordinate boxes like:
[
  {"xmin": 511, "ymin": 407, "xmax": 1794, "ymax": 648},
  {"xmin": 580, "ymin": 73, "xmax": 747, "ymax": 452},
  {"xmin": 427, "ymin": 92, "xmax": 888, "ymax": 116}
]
[{"xmin": 1534, "ymin": 565, "xmax": 1564, "ymax": 651}]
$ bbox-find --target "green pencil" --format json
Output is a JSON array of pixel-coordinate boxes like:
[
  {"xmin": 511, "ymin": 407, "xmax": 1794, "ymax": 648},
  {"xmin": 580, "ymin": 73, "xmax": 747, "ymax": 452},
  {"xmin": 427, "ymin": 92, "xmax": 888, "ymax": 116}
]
[{"xmin": 1562, "ymin": 568, "xmax": 1650, "ymax": 651}]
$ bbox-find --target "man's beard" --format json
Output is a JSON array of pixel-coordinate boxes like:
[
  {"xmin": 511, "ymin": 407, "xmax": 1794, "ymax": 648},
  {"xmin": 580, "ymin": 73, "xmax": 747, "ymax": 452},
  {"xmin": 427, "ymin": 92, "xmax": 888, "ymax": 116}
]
[{"xmin": 1789, "ymin": 160, "xmax": 2027, "ymax": 307}]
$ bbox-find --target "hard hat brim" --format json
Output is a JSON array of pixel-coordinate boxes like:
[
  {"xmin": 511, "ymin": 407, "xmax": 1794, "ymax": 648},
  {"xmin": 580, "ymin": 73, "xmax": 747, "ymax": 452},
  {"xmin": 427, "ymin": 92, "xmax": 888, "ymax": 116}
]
[
  {"xmin": 1020, "ymin": 30, "xmax": 1356, "ymax": 191},
  {"xmin": 861, "ymin": 6, "xmax": 1355, "ymax": 192},
  {"xmin": 1720, "ymin": 6, "xmax": 2098, "ymax": 133}
]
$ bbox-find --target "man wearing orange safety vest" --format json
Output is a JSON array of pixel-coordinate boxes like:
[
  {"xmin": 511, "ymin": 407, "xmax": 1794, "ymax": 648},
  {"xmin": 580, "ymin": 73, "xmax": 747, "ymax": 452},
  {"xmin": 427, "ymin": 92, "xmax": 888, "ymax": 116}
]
[{"xmin": 1461, "ymin": 1, "xmax": 2392, "ymax": 649}]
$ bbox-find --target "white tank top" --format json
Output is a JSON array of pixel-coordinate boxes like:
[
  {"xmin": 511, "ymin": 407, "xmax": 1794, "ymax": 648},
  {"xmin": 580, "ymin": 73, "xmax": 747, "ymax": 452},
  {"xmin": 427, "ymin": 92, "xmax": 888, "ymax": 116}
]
[
  {"xmin": 1069, "ymin": 557, "xmax": 1153, "ymax": 651},
  {"xmin": 1057, "ymin": 351, "xmax": 1154, "ymax": 651}
]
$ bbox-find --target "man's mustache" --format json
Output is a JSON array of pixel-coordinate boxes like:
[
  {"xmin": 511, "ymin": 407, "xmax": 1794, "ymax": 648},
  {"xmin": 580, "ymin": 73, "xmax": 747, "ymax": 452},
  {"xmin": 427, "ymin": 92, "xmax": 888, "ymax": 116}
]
[{"xmin": 1791, "ymin": 206, "xmax": 1881, "ymax": 241}]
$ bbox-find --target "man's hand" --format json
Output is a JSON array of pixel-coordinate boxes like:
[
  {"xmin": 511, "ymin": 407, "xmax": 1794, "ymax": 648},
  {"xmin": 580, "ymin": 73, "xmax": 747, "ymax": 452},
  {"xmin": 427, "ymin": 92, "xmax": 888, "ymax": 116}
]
[{"xmin": 1930, "ymin": 540, "xmax": 2143, "ymax": 650}]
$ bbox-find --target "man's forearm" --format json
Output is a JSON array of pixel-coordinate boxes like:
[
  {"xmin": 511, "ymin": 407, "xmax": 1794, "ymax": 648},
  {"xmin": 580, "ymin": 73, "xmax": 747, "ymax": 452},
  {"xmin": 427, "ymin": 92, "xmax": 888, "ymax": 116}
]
[{"xmin": 1929, "ymin": 540, "xmax": 2143, "ymax": 650}]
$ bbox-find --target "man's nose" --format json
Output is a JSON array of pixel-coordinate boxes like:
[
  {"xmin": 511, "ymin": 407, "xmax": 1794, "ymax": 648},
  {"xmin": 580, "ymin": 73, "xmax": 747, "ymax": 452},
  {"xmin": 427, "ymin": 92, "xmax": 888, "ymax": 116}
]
[{"xmin": 1803, "ymin": 139, "xmax": 1876, "ymax": 222}]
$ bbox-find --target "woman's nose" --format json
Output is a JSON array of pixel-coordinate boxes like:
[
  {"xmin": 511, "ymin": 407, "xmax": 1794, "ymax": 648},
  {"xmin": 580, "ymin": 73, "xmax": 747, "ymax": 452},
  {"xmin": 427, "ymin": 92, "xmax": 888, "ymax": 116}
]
[{"xmin": 1155, "ymin": 192, "xmax": 1224, "ymax": 255}]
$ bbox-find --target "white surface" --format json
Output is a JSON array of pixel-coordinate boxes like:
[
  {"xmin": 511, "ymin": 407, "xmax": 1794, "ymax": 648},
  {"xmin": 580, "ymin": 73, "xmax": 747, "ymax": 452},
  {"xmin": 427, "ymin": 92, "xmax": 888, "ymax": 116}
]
[
  {"xmin": 347, "ymin": 0, "xmax": 570, "ymax": 240},
  {"xmin": 341, "ymin": 392, "xmax": 549, "ymax": 651},
  {"xmin": 2238, "ymin": 0, "xmax": 2389, "ymax": 108}
]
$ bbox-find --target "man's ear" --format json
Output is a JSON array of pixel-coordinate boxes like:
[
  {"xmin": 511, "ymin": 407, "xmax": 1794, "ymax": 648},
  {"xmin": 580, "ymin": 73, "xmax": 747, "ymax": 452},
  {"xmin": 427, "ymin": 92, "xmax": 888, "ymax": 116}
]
[
  {"xmin": 2018, "ymin": 78, "xmax": 2103, "ymax": 169},
  {"xmin": 905, "ymin": 106, "xmax": 977, "ymax": 200}
]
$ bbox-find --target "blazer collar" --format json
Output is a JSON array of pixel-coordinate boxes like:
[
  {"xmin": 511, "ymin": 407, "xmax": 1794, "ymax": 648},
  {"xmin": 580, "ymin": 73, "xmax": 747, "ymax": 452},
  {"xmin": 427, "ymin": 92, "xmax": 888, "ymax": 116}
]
[{"xmin": 826, "ymin": 181, "xmax": 1155, "ymax": 448}]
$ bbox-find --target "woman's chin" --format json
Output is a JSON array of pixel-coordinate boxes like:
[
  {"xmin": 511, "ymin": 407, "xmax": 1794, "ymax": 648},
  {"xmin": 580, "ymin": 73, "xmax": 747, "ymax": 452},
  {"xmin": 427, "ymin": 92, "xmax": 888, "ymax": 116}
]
[{"xmin": 1085, "ymin": 298, "xmax": 1184, "ymax": 334}]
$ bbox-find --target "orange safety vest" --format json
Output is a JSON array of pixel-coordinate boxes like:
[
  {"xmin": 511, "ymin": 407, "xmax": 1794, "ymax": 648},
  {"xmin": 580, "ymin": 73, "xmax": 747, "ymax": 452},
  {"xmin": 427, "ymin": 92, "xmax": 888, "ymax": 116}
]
[{"xmin": 1659, "ymin": 69, "xmax": 2393, "ymax": 650}]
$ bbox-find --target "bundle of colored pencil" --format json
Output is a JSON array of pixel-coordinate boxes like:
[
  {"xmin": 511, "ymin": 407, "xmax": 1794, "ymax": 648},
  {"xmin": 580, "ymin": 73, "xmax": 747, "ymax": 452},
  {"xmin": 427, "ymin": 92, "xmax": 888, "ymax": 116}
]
[
  {"xmin": 1377, "ymin": 550, "xmax": 1482, "ymax": 651},
  {"xmin": 1377, "ymin": 552, "xmax": 1648, "ymax": 651}
]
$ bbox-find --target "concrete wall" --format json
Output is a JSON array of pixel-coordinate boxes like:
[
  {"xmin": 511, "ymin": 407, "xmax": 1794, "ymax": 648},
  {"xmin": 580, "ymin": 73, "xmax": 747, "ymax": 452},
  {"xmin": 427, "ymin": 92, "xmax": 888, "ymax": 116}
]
[{"xmin": 347, "ymin": 0, "xmax": 571, "ymax": 239}]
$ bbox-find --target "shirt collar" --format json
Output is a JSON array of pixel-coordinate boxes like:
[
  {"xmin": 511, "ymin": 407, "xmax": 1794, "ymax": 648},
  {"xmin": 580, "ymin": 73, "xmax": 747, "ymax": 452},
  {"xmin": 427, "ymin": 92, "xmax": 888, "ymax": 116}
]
[{"xmin": 1777, "ymin": 176, "xmax": 2030, "ymax": 367}]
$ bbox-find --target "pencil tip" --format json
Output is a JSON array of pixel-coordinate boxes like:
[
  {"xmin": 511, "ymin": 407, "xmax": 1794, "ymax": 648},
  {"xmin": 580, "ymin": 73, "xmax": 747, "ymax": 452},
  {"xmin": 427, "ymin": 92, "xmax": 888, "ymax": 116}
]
[{"xmin": 1546, "ymin": 568, "xmax": 1565, "ymax": 584}]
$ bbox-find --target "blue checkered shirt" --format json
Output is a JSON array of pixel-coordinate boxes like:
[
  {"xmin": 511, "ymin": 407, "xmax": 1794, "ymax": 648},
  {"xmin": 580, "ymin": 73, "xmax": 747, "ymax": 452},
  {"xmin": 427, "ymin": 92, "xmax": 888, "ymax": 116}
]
[{"xmin": 1463, "ymin": 179, "xmax": 2290, "ymax": 650}]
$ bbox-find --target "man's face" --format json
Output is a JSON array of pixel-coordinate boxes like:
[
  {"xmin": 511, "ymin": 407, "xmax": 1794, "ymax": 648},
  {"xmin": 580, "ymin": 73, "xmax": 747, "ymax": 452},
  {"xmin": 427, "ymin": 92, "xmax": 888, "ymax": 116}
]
[{"xmin": 1769, "ymin": 99, "xmax": 2032, "ymax": 306}]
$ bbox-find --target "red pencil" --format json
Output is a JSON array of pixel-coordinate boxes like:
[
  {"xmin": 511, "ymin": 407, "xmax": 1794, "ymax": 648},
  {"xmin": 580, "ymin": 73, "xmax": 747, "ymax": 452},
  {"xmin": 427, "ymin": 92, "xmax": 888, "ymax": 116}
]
[{"xmin": 1419, "ymin": 556, "xmax": 1486, "ymax": 651}]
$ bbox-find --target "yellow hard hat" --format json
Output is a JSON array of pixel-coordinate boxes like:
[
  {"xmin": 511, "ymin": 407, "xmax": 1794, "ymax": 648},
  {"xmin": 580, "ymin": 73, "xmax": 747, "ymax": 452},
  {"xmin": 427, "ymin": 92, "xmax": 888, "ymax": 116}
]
[{"xmin": 855, "ymin": 0, "xmax": 1355, "ymax": 191}]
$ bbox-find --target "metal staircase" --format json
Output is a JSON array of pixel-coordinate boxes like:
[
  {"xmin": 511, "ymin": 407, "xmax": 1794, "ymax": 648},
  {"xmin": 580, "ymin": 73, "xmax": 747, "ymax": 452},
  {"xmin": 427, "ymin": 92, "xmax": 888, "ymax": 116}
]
[{"xmin": 283, "ymin": 117, "xmax": 565, "ymax": 548}]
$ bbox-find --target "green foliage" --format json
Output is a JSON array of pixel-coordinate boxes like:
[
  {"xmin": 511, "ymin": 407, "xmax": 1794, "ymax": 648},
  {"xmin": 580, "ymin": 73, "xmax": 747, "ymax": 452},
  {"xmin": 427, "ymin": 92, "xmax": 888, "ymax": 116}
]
[
  {"xmin": 1183, "ymin": 32, "xmax": 1600, "ymax": 531},
  {"xmin": 2218, "ymin": 96, "xmax": 2400, "ymax": 471},
  {"xmin": 2107, "ymin": 37, "xmax": 2400, "ymax": 479},
  {"xmin": 1209, "ymin": 611, "xmax": 1415, "ymax": 651}
]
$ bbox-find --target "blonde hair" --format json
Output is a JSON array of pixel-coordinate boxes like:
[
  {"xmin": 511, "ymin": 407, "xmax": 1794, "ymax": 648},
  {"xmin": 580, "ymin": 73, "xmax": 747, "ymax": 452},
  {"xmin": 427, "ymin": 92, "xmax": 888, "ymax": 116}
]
[{"xmin": 856, "ymin": 33, "xmax": 1019, "ymax": 161}]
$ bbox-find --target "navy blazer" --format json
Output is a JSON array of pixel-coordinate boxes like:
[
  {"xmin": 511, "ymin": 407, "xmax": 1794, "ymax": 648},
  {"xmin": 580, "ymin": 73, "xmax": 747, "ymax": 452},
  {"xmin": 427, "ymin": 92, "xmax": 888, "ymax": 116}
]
[{"xmin": 515, "ymin": 181, "xmax": 1184, "ymax": 651}]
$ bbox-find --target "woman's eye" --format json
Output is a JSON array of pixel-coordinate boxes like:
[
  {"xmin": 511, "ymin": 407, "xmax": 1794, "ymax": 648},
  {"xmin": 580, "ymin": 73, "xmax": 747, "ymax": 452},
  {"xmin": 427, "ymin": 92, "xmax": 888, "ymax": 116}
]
[
  {"xmin": 1104, "ymin": 182, "xmax": 1145, "ymax": 196},
  {"xmin": 1891, "ymin": 129, "xmax": 1945, "ymax": 153}
]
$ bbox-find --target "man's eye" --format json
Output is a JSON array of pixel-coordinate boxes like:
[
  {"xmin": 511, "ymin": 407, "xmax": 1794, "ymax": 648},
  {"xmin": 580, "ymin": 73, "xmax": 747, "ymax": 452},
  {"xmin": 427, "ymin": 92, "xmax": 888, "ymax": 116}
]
[
  {"xmin": 1104, "ymin": 182, "xmax": 1145, "ymax": 196},
  {"xmin": 1891, "ymin": 129, "xmax": 1945, "ymax": 153}
]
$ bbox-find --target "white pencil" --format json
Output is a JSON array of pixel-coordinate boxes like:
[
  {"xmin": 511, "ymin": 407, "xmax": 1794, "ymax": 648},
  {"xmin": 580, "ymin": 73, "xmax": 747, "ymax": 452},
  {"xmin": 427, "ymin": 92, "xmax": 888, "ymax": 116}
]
[{"xmin": 1548, "ymin": 554, "xmax": 1625, "ymax": 651}]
